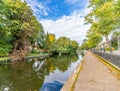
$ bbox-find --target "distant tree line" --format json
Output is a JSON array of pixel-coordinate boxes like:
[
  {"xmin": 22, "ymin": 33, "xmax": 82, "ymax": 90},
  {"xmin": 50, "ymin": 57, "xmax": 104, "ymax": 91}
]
[{"xmin": 35, "ymin": 33, "xmax": 78, "ymax": 54}]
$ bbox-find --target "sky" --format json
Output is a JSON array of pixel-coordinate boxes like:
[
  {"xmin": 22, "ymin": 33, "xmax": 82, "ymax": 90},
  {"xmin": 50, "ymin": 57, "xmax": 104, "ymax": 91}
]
[{"xmin": 25, "ymin": 0, "xmax": 91, "ymax": 45}]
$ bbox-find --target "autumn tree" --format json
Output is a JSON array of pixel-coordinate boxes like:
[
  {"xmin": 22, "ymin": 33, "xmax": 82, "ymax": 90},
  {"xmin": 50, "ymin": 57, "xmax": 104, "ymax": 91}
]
[{"xmin": 45, "ymin": 33, "xmax": 56, "ymax": 50}]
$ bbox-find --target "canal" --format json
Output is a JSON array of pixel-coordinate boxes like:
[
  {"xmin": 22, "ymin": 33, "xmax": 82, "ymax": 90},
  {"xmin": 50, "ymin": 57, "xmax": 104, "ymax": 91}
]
[{"xmin": 0, "ymin": 54, "xmax": 82, "ymax": 91}]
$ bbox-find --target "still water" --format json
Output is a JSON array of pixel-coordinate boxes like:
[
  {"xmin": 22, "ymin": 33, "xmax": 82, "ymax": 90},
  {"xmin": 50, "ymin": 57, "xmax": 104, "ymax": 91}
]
[{"xmin": 0, "ymin": 54, "xmax": 82, "ymax": 91}]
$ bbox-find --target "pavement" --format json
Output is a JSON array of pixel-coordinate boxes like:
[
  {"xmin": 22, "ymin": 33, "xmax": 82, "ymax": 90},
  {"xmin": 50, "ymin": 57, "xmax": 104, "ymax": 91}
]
[
  {"xmin": 73, "ymin": 51, "xmax": 120, "ymax": 91},
  {"xmin": 113, "ymin": 50, "xmax": 120, "ymax": 55}
]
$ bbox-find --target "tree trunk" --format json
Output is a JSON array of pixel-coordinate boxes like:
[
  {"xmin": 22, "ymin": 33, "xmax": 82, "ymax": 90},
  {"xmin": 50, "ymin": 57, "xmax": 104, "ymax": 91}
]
[
  {"xmin": 105, "ymin": 36, "xmax": 112, "ymax": 53},
  {"xmin": 11, "ymin": 38, "xmax": 31, "ymax": 61}
]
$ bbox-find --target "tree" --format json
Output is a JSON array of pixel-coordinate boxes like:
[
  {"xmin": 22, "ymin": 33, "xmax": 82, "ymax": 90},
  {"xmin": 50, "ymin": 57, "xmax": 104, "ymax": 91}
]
[
  {"xmin": 45, "ymin": 33, "xmax": 56, "ymax": 50},
  {"xmin": 84, "ymin": 0, "xmax": 119, "ymax": 53},
  {"xmin": 70, "ymin": 40, "xmax": 78, "ymax": 52},
  {"xmin": 0, "ymin": 0, "xmax": 45, "ymax": 59},
  {"xmin": 0, "ymin": 0, "xmax": 13, "ymax": 56},
  {"xmin": 51, "ymin": 36, "xmax": 78, "ymax": 54},
  {"xmin": 52, "ymin": 36, "xmax": 70, "ymax": 53},
  {"xmin": 111, "ymin": 31, "xmax": 120, "ymax": 50}
]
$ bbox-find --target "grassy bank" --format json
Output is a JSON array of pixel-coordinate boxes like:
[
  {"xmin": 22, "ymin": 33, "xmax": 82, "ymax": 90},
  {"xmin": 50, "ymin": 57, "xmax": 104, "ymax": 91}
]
[
  {"xmin": 0, "ymin": 57, "xmax": 10, "ymax": 61},
  {"xmin": 0, "ymin": 52, "xmax": 50, "ymax": 63}
]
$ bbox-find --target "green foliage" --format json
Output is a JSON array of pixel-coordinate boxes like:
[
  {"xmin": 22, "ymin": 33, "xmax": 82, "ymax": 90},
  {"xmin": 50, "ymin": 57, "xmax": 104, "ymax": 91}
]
[
  {"xmin": 111, "ymin": 31, "xmax": 120, "ymax": 50},
  {"xmin": 51, "ymin": 37, "xmax": 70, "ymax": 53},
  {"xmin": 111, "ymin": 40, "xmax": 117, "ymax": 50},
  {"xmin": 51, "ymin": 36, "xmax": 78, "ymax": 53},
  {"xmin": 105, "ymin": 47, "xmax": 110, "ymax": 51},
  {"xmin": 0, "ymin": 35, "xmax": 13, "ymax": 56},
  {"xmin": 112, "ymin": 31, "xmax": 120, "ymax": 38},
  {"xmin": 0, "ymin": 0, "xmax": 45, "ymax": 56},
  {"xmin": 80, "ymin": 31, "xmax": 102, "ymax": 50},
  {"xmin": 0, "ymin": 44, "xmax": 12, "ymax": 56},
  {"xmin": 0, "ymin": 0, "xmax": 13, "ymax": 56},
  {"xmin": 70, "ymin": 40, "xmax": 78, "ymax": 52},
  {"xmin": 82, "ymin": 0, "xmax": 120, "ymax": 51}
]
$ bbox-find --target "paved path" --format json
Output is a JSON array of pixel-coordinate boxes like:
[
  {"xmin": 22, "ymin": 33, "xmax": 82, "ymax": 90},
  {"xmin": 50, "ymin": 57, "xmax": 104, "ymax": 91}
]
[
  {"xmin": 113, "ymin": 50, "xmax": 120, "ymax": 55},
  {"xmin": 74, "ymin": 51, "xmax": 120, "ymax": 91}
]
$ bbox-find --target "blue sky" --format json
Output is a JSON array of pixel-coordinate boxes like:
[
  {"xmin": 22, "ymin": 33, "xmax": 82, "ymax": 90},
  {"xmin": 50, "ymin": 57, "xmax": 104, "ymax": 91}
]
[{"xmin": 25, "ymin": 0, "xmax": 91, "ymax": 44}]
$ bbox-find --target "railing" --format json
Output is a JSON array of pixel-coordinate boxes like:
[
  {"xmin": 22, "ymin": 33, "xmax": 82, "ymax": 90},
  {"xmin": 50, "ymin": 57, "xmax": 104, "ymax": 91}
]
[{"xmin": 93, "ymin": 51, "xmax": 120, "ymax": 68}]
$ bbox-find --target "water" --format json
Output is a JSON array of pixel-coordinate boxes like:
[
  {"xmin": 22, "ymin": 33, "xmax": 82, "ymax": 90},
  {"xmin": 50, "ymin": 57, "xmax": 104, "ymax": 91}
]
[{"xmin": 0, "ymin": 54, "xmax": 82, "ymax": 91}]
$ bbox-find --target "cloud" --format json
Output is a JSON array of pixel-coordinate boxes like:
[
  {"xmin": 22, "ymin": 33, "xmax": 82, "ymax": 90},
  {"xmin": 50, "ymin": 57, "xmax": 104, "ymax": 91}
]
[
  {"xmin": 25, "ymin": 0, "xmax": 49, "ymax": 17},
  {"xmin": 25, "ymin": 0, "xmax": 91, "ymax": 45},
  {"xmin": 40, "ymin": 8, "xmax": 91, "ymax": 45}
]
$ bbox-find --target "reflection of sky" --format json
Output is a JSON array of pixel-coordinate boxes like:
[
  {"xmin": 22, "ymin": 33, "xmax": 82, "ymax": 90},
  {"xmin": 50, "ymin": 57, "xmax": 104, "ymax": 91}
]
[
  {"xmin": 40, "ymin": 55, "xmax": 82, "ymax": 91},
  {"xmin": 40, "ymin": 81, "xmax": 63, "ymax": 91},
  {"xmin": 0, "ymin": 55, "xmax": 82, "ymax": 91}
]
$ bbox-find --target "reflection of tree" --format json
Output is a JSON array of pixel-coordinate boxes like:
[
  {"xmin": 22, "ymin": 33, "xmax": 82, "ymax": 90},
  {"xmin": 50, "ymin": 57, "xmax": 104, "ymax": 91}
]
[
  {"xmin": 0, "ymin": 60, "xmax": 50, "ymax": 91},
  {"xmin": 45, "ymin": 54, "xmax": 78, "ymax": 72},
  {"xmin": 71, "ymin": 54, "xmax": 79, "ymax": 62},
  {"xmin": 0, "ymin": 54, "xmax": 79, "ymax": 91}
]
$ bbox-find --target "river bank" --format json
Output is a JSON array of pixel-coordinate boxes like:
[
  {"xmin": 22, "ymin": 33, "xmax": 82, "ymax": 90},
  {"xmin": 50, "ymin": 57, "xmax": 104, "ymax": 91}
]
[
  {"xmin": 0, "ymin": 53, "xmax": 81, "ymax": 91},
  {"xmin": 0, "ymin": 53, "xmax": 50, "ymax": 63}
]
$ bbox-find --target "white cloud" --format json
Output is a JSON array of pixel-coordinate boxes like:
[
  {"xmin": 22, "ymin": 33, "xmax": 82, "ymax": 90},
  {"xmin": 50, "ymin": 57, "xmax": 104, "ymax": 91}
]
[
  {"xmin": 40, "ymin": 8, "xmax": 91, "ymax": 45},
  {"xmin": 25, "ymin": 0, "xmax": 49, "ymax": 16}
]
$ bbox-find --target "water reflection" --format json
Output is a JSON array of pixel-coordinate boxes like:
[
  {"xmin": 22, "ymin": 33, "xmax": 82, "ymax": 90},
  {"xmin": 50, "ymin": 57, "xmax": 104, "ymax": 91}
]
[
  {"xmin": 0, "ymin": 54, "xmax": 81, "ymax": 91},
  {"xmin": 40, "ymin": 81, "xmax": 63, "ymax": 91}
]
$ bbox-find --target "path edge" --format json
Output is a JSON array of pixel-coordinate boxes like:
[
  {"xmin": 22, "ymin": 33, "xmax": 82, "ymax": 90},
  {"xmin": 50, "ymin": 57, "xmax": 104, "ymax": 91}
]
[
  {"xmin": 92, "ymin": 52, "xmax": 120, "ymax": 72},
  {"xmin": 60, "ymin": 53, "xmax": 87, "ymax": 91}
]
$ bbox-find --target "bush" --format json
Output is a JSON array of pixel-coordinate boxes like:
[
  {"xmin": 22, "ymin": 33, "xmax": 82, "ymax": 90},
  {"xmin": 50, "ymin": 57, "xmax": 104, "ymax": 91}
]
[{"xmin": 0, "ymin": 44, "xmax": 12, "ymax": 57}]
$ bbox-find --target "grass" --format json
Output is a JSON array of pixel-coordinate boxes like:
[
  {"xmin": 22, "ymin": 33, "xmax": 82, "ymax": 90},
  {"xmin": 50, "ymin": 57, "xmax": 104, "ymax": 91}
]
[
  {"xmin": 27, "ymin": 52, "xmax": 48, "ymax": 56},
  {"xmin": 0, "ymin": 57, "xmax": 10, "ymax": 61},
  {"xmin": 0, "ymin": 52, "xmax": 49, "ymax": 62}
]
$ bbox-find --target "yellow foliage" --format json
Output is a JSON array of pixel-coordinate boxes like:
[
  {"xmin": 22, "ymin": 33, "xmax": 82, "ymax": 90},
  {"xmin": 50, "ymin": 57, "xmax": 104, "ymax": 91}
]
[{"xmin": 48, "ymin": 34, "xmax": 55, "ymax": 42}]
